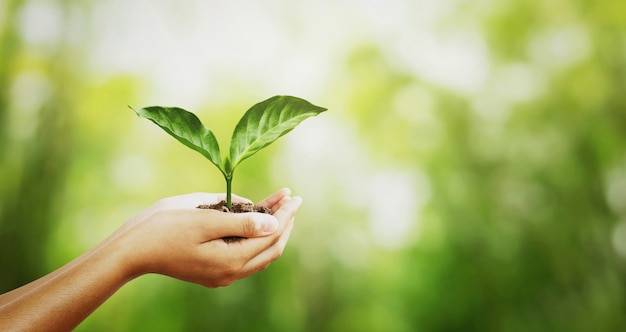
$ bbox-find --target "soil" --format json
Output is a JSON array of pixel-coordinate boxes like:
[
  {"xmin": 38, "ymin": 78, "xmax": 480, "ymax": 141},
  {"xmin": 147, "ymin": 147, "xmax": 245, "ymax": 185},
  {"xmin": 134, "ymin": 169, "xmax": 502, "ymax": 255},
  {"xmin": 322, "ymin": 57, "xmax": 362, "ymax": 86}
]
[{"xmin": 197, "ymin": 201, "xmax": 271, "ymax": 243}]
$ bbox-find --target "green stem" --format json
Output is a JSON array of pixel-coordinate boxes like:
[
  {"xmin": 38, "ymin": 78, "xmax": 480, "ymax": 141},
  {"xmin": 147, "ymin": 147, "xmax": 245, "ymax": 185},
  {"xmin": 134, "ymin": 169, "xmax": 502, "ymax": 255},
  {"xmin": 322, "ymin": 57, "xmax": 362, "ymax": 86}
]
[{"xmin": 225, "ymin": 175, "xmax": 232, "ymax": 208}]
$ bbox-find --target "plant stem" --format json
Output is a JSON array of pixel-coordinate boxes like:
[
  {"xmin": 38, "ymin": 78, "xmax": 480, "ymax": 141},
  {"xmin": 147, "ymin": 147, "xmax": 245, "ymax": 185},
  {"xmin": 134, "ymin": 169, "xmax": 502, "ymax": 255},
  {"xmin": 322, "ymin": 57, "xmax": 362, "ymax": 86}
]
[{"xmin": 225, "ymin": 175, "xmax": 232, "ymax": 208}]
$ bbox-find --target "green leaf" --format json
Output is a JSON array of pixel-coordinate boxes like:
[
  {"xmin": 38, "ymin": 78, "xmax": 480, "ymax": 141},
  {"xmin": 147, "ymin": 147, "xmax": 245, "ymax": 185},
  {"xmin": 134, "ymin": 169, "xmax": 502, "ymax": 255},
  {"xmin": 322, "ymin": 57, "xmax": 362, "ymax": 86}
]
[
  {"xmin": 133, "ymin": 106, "xmax": 224, "ymax": 174},
  {"xmin": 228, "ymin": 95, "xmax": 327, "ymax": 173},
  {"xmin": 132, "ymin": 96, "xmax": 327, "ymax": 209}
]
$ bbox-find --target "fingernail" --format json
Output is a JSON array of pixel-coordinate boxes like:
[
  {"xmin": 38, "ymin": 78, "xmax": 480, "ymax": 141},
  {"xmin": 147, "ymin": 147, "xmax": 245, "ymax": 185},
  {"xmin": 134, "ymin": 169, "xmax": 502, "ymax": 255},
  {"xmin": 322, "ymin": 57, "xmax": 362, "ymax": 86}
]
[{"xmin": 264, "ymin": 217, "xmax": 278, "ymax": 233}]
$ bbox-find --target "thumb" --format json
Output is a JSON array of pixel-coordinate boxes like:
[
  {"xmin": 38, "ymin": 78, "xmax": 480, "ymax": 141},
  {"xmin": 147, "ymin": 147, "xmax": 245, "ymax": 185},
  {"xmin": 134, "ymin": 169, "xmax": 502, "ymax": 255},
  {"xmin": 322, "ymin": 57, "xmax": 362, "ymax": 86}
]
[{"xmin": 204, "ymin": 211, "xmax": 279, "ymax": 239}]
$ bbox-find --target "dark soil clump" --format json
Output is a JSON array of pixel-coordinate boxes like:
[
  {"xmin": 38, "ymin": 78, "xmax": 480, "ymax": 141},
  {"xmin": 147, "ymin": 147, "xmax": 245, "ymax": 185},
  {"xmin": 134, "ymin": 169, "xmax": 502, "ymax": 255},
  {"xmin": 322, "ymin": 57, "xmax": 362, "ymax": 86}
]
[
  {"xmin": 197, "ymin": 200, "xmax": 271, "ymax": 243},
  {"xmin": 197, "ymin": 201, "xmax": 271, "ymax": 214}
]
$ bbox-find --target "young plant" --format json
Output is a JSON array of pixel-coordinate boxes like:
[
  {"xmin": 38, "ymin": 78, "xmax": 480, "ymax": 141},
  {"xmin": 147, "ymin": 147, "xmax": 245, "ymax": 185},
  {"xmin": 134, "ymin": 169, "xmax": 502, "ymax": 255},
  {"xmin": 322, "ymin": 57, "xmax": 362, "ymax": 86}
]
[{"xmin": 132, "ymin": 95, "xmax": 326, "ymax": 208}]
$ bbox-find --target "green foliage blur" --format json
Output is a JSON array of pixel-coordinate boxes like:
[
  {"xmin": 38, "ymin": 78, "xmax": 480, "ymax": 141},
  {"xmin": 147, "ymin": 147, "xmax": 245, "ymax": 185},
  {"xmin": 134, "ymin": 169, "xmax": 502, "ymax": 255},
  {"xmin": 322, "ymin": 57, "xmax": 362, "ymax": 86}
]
[{"xmin": 1, "ymin": 0, "xmax": 626, "ymax": 331}]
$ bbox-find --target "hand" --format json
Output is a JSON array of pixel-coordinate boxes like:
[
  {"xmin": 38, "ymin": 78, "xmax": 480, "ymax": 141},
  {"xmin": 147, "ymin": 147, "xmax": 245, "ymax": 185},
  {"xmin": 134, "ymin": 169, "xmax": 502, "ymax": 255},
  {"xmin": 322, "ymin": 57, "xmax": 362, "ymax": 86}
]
[
  {"xmin": 0, "ymin": 188, "xmax": 301, "ymax": 331},
  {"xmin": 116, "ymin": 188, "xmax": 301, "ymax": 287}
]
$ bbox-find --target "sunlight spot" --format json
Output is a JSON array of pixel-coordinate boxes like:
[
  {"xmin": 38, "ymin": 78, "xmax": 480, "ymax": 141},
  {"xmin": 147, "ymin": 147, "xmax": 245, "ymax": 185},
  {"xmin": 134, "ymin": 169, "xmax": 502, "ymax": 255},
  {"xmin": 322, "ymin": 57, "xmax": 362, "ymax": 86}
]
[
  {"xmin": 274, "ymin": 51, "xmax": 329, "ymax": 98},
  {"xmin": 368, "ymin": 170, "xmax": 430, "ymax": 250},
  {"xmin": 528, "ymin": 25, "xmax": 590, "ymax": 70},
  {"xmin": 278, "ymin": 115, "xmax": 371, "ymax": 207},
  {"xmin": 151, "ymin": 50, "xmax": 210, "ymax": 110},
  {"xmin": 397, "ymin": 29, "xmax": 490, "ymax": 94},
  {"xmin": 470, "ymin": 92, "xmax": 510, "ymax": 125},
  {"xmin": 110, "ymin": 154, "xmax": 153, "ymax": 192},
  {"xmin": 18, "ymin": 1, "xmax": 64, "ymax": 46},
  {"xmin": 493, "ymin": 63, "xmax": 545, "ymax": 103}
]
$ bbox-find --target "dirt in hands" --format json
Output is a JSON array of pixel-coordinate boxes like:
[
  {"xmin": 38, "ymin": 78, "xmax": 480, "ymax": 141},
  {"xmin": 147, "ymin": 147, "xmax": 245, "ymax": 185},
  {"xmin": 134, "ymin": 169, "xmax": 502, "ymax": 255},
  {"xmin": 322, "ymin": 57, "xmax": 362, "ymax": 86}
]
[
  {"xmin": 197, "ymin": 201, "xmax": 271, "ymax": 243},
  {"xmin": 198, "ymin": 201, "xmax": 271, "ymax": 214}
]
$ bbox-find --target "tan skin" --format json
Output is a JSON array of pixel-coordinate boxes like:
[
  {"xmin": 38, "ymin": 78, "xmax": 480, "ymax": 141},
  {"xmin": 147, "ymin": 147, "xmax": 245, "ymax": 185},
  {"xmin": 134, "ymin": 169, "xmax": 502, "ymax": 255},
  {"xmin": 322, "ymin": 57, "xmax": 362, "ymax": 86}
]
[{"xmin": 0, "ymin": 188, "xmax": 301, "ymax": 332}]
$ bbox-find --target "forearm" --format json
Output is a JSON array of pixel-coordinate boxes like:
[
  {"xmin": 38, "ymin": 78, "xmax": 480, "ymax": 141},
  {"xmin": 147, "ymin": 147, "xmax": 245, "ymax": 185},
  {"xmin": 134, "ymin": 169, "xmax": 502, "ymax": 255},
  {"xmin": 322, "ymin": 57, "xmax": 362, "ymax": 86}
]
[
  {"xmin": 0, "ymin": 245, "xmax": 102, "ymax": 306},
  {"xmin": 0, "ymin": 210, "xmax": 150, "ymax": 306},
  {"xmin": 0, "ymin": 236, "xmax": 135, "ymax": 331}
]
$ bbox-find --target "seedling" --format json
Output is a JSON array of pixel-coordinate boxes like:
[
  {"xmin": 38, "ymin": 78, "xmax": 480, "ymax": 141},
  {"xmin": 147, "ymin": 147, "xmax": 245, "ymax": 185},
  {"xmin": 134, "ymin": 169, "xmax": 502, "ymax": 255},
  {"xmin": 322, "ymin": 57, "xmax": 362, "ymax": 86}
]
[{"xmin": 132, "ymin": 95, "xmax": 326, "ymax": 208}]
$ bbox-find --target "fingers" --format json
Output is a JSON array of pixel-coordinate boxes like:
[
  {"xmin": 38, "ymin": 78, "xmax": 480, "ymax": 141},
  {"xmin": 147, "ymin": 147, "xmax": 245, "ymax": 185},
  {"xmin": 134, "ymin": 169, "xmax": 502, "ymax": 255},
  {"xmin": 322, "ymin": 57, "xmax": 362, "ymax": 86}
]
[
  {"xmin": 195, "ymin": 190, "xmax": 298, "ymax": 240},
  {"xmin": 150, "ymin": 190, "xmax": 297, "ymax": 244},
  {"xmin": 238, "ymin": 196, "xmax": 302, "ymax": 272},
  {"xmin": 259, "ymin": 188, "xmax": 291, "ymax": 213},
  {"xmin": 242, "ymin": 215, "xmax": 295, "ymax": 275},
  {"xmin": 273, "ymin": 196, "xmax": 302, "ymax": 228},
  {"xmin": 194, "ymin": 210, "xmax": 279, "ymax": 239}
]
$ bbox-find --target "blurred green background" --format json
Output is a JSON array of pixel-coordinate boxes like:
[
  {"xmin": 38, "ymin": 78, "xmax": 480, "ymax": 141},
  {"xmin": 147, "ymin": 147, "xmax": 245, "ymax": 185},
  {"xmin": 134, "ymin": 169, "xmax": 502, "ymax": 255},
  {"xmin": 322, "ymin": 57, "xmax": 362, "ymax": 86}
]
[{"xmin": 2, "ymin": 0, "xmax": 626, "ymax": 331}]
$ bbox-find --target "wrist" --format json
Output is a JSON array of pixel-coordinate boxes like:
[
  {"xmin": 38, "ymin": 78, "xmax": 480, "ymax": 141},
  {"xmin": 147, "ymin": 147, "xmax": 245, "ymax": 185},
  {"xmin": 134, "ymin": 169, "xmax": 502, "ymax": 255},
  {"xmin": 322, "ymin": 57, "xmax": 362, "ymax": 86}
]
[{"xmin": 102, "ymin": 232, "xmax": 146, "ymax": 282}]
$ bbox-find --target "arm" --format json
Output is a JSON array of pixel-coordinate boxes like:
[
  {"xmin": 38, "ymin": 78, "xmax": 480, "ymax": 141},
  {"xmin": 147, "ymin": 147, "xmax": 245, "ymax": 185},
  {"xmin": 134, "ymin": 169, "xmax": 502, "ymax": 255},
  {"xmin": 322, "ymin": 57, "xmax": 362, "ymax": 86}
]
[{"xmin": 0, "ymin": 188, "xmax": 300, "ymax": 331}]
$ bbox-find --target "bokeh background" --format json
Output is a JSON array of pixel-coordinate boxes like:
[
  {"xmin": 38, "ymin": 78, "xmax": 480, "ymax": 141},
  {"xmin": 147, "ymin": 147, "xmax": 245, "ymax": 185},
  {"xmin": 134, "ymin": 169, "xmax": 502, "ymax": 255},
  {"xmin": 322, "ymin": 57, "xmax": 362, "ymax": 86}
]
[{"xmin": 2, "ymin": 0, "xmax": 626, "ymax": 331}]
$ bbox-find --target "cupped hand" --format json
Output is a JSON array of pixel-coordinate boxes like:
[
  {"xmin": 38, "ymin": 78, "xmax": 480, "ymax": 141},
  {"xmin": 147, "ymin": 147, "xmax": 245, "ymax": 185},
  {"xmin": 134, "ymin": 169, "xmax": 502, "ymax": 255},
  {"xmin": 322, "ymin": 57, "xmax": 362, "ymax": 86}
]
[{"xmin": 115, "ymin": 188, "xmax": 301, "ymax": 287}]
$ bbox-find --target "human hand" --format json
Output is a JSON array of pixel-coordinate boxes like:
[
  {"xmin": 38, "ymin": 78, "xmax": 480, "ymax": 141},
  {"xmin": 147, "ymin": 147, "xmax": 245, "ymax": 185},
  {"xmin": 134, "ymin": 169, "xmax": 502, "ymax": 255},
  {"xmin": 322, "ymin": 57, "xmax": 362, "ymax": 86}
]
[
  {"xmin": 0, "ymin": 189, "xmax": 300, "ymax": 332},
  {"xmin": 114, "ymin": 188, "xmax": 301, "ymax": 288}
]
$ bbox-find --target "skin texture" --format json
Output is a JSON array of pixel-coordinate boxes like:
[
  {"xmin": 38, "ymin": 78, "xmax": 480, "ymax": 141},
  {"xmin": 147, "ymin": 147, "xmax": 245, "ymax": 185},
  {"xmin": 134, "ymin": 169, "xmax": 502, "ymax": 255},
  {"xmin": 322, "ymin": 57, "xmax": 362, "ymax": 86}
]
[{"xmin": 0, "ymin": 188, "xmax": 301, "ymax": 332}]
